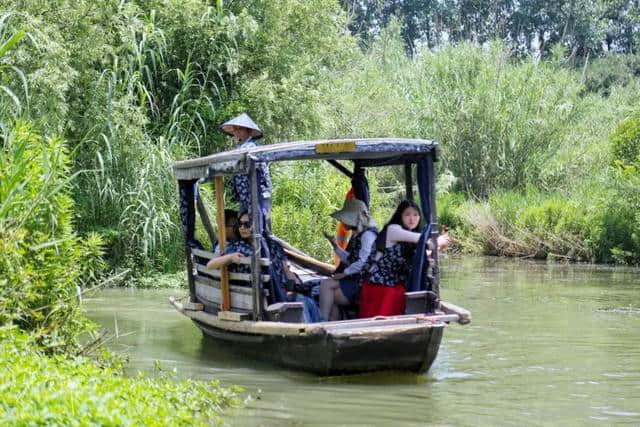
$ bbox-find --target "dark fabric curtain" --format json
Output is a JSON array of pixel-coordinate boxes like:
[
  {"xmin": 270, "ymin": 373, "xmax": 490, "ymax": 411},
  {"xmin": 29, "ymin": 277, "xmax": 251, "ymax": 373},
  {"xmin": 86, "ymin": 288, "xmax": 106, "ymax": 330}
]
[
  {"xmin": 263, "ymin": 238, "xmax": 288, "ymax": 304},
  {"xmin": 352, "ymin": 163, "xmax": 370, "ymax": 207},
  {"xmin": 249, "ymin": 162, "xmax": 286, "ymax": 304},
  {"xmin": 178, "ymin": 180, "xmax": 197, "ymax": 243},
  {"xmin": 406, "ymin": 224, "xmax": 431, "ymax": 292},
  {"xmin": 406, "ymin": 156, "xmax": 432, "ymax": 293}
]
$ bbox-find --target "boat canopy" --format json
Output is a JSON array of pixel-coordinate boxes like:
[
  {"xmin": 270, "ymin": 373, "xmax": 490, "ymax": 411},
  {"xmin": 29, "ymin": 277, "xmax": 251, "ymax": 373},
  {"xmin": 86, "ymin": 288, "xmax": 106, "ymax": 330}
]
[
  {"xmin": 172, "ymin": 138, "xmax": 439, "ymax": 180},
  {"xmin": 174, "ymin": 137, "xmax": 442, "ymax": 318}
]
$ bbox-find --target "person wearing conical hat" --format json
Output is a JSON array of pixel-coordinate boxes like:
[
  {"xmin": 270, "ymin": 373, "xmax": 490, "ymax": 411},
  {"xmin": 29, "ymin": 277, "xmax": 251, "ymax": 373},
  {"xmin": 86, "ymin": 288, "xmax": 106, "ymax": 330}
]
[{"xmin": 219, "ymin": 113, "xmax": 272, "ymax": 231}]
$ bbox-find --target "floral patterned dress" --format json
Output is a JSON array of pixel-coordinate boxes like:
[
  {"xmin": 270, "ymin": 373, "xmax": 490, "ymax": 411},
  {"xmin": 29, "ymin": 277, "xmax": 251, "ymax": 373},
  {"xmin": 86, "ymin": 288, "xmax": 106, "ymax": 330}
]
[{"xmin": 365, "ymin": 243, "xmax": 412, "ymax": 286}]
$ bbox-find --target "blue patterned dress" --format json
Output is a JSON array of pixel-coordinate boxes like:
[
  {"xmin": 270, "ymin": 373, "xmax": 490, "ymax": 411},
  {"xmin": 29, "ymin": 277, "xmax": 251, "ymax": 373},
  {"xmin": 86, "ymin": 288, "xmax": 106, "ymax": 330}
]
[
  {"xmin": 228, "ymin": 139, "xmax": 272, "ymax": 213},
  {"xmin": 222, "ymin": 240, "xmax": 253, "ymax": 274}
]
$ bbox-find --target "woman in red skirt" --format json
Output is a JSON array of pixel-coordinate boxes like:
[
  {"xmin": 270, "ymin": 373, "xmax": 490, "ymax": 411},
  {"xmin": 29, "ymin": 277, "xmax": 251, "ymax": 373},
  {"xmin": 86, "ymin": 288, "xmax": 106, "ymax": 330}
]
[{"xmin": 358, "ymin": 200, "xmax": 449, "ymax": 318}]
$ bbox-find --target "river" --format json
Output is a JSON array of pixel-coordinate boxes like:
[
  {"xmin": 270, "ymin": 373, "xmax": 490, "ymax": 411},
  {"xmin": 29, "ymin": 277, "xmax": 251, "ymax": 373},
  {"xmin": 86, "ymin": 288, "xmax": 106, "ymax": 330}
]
[{"xmin": 86, "ymin": 256, "xmax": 640, "ymax": 426}]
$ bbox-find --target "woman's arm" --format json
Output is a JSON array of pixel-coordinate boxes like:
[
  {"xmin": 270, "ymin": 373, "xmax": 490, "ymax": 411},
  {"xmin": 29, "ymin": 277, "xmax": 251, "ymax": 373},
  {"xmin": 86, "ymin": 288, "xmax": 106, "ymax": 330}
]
[
  {"xmin": 206, "ymin": 252, "xmax": 244, "ymax": 269},
  {"xmin": 386, "ymin": 224, "xmax": 421, "ymax": 246}
]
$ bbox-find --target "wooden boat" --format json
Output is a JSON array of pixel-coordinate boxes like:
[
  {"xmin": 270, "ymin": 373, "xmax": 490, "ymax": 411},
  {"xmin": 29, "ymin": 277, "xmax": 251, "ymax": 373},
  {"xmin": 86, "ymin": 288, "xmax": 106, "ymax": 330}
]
[{"xmin": 170, "ymin": 138, "xmax": 471, "ymax": 375}]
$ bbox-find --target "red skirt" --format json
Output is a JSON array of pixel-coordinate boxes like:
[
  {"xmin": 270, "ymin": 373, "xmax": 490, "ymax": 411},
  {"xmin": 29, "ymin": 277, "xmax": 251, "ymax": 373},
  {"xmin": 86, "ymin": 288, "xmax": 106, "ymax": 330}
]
[{"xmin": 358, "ymin": 278, "xmax": 406, "ymax": 318}]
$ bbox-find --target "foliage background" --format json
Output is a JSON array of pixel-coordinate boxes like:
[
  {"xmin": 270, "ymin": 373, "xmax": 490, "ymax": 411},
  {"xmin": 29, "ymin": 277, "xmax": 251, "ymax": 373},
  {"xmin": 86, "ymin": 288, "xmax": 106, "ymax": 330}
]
[
  {"xmin": 2, "ymin": 0, "xmax": 640, "ymax": 423},
  {"xmin": 1, "ymin": 0, "xmax": 639, "ymax": 274}
]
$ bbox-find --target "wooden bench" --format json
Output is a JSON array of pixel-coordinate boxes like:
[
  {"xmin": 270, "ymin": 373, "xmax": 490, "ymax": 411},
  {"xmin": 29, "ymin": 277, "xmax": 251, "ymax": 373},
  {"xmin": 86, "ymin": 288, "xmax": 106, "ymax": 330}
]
[
  {"xmin": 190, "ymin": 248, "xmax": 305, "ymax": 322},
  {"xmin": 404, "ymin": 290, "xmax": 439, "ymax": 314}
]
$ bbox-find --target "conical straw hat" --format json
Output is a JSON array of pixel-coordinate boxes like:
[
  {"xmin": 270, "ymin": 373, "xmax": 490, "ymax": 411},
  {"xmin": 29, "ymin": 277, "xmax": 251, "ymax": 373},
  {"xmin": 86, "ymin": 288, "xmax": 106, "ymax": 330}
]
[{"xmin": 219, "ymin": 113, "xmax": 263, "ymax": 139}]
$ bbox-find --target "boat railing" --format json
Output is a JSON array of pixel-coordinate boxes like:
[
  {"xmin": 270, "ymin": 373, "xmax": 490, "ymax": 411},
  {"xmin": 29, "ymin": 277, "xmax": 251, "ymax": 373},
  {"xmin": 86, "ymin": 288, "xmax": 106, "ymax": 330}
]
[{"xmin": 189, "ymin": 247, "xmax": 307, "ymax": 322}]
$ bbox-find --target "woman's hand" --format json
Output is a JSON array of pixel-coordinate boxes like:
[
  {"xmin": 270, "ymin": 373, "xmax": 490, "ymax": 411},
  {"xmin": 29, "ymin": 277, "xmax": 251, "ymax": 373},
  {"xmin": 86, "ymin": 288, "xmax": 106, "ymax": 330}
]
[
  {"xmin": 437, "ymin": 232, "xmax": 450, "ymax": 252},
  {"xmin": 332, "ymin": 272, "xmax": 346, "ymax": 280},
  {"xmin": 228, "ymin": 252, "xmax": 245, "ymax": 264}
]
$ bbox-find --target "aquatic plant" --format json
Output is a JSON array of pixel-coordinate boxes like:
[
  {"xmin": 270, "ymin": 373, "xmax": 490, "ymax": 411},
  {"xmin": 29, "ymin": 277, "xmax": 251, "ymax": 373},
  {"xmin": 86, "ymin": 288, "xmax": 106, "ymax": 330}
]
[{"xmin": 0, "ymin": 328, "xmax": 242, "ymax": 426}]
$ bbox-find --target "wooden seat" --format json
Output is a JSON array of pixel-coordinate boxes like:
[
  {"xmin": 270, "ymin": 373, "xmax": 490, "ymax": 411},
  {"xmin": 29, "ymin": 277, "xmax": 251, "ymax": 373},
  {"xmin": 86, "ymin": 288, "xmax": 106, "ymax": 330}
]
[{"xmin": 190, "ymin": 248, "xmax": 305, "ymax": 322}]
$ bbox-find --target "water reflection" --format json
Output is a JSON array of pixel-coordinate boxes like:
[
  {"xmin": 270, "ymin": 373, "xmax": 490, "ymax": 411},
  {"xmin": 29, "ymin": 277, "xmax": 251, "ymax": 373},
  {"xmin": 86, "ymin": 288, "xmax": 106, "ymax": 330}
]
[{"xmin": 86, "ymin": 256, "xmax": 640, "ymax": 426}]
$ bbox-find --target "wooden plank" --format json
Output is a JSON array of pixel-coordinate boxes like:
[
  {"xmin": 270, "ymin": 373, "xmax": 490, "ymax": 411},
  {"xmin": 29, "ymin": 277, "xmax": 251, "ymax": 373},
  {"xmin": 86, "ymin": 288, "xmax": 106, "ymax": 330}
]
[
  {"xmin": 218, "ymin": 310, "xmax": 247, "ymax": 322},
  {"xmin": 171, "ymin": 297, "xmax": 316, "ymax": 335},
  {"xmin": 195, "ymin": 263, "xmax": 270, "ymax": 283},
  {"xmin": 214, "ymin": 176, "xmax": 230, "ymax": 311},
  {"xmin": 326, "ymin": 159, "xmax": 353, "ymax": 178},
  {"xmin": 195, "ymin": 281, "xmax": 254, "ymax": 311},
  {"xmin": 170, "ymin": 297, "xmax": 444, "ymax": 338},
  {"xmin": 283, "ymin": 248, "xmax": 335, "ymax": 276},
  {"xmin": 194, "ymin": 276, "xmax": 254, "ymax": 295},
  {"xmin": 404, "ymin": 162, "xmax": 413, "ymax": 200},
  {"xmin": 249, "ymin": 158, "xmax": 263, "ymax": 320},
  {"xmin": 183, "ymin": 301, "xmax": 204, "ymax": 311},
  {"xmin": 191, "ymin": 248, "xmax": 270, "ymax": 266}
]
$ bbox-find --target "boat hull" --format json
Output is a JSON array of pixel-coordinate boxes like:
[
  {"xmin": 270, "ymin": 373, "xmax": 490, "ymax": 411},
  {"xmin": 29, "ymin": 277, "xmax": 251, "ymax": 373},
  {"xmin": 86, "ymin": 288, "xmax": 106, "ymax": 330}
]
[{"xmin": 192, "ymin": 317, "xmax": 444, "ymax": 375}]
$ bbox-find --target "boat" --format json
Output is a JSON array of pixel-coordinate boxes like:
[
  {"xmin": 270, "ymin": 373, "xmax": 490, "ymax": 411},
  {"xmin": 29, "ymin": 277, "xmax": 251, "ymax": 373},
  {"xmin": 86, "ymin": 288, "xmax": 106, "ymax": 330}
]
[{"xmin": 170, "ymin": 137, "xmax": 471, "ymax": 375}]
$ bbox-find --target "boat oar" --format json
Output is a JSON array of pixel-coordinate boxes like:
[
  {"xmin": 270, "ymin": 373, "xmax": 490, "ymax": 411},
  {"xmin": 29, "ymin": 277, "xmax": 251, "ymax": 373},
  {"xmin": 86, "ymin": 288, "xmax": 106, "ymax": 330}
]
[{"xmin": 439, "ymin": 301, "xmax": 471, "ymax": 324}]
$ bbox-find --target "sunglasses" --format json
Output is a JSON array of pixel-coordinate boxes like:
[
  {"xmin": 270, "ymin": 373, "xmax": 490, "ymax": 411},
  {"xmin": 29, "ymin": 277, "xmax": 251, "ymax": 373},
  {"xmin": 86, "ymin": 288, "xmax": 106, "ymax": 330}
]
[{"xmin": 238, "ymin": 221, "xmax": 252, "ymax": 229}]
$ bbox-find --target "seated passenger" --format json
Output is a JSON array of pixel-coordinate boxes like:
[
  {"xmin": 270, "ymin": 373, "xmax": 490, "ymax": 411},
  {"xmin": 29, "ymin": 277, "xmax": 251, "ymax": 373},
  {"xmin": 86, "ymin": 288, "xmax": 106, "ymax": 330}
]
[
  {"xmin": 206, "ymin": 210, "xmax": 322, "ymax": 322},
  {"xmin": 358, "ymin": 200, "xmax": 449, "ymax": 318},
  {"xmin": 213, "ymin": 209, "xmax": 239, "ymax": 254},
  {"xmin": 207, "ymin": 210, "xmax": 252, "ymax": 274},
  {"xmin": 319, "ymin": 199, "xmax": 377, "ymax": 321}
]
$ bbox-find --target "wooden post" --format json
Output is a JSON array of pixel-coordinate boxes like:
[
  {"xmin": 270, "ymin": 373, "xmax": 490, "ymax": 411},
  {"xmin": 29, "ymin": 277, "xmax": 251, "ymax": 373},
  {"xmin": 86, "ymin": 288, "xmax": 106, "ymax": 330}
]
[
  {"xmin": 214, "ymin": 176, "xmax": 230, "ymax": 311},
  {"xmin": 249, "ymin": 158, "xmax": 263, "ymax": 320},
  {"xmin": 404, "ymin": 162, "xmax": 413, "ymax": 201},
  {"xmin": 426, "ymin": 153, "xmax": 439, "ymax": 302},
  {"xmin": 196, "ymin": 194, "xmax": 216, "ymax": 247}
]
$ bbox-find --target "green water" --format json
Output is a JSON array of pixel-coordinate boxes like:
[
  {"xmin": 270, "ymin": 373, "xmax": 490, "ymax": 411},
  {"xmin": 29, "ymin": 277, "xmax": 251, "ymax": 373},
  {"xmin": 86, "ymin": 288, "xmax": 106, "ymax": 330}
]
[{"xmin": 86, "ymin": 256, "xmax": 640, "ymax": 426}]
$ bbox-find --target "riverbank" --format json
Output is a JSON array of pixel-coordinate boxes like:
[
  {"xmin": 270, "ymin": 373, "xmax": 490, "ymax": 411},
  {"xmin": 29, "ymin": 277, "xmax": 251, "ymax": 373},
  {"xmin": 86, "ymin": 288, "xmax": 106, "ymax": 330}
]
[
  {"xmin": 0, "ymin": 328, "xmax": 242, "ymax": 426},
  {"xmin": 0, "ymin": 123, "xmax": 242, "ymax": 425}
]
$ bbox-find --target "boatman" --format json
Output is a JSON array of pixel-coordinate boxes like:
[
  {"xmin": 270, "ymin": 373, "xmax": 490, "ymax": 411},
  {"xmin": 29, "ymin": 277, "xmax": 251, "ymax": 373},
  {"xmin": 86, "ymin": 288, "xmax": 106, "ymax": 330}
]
[{"xmin": 219, "ymin": 113, "xmax": 272, "ymax": 231}]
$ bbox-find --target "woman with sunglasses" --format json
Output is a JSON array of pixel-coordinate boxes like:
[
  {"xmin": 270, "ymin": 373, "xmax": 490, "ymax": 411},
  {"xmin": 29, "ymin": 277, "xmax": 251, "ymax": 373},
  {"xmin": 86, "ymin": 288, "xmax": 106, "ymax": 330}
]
[
  {"xmin": 207, "ymin": 211, "xmax": 254, "ymax": 273},
  {"xmin": 207, "ymin": 211, "xmax": 322, "ymax": 322}
]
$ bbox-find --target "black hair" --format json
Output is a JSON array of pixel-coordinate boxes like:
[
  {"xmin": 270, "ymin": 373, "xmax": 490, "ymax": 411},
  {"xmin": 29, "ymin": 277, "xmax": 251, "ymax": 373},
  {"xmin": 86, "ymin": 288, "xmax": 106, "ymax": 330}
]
[
  {"xmin": 224, "ymin": 209, "xmax": 238, "ymax": 225},
  {"xmin": 237, "ymin": 208, "xmax": 249, "ymax": 220},
  {"xmin": 374, "ymin": 200, "xmax": 423, "ymax": 257}
]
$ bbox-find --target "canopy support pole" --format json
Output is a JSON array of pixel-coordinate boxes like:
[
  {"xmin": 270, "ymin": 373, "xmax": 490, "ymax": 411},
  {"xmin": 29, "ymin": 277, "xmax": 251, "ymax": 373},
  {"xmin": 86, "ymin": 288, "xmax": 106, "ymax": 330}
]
[
  {"xmin": 196, "ymin": 193, "xmax": 216, "ymax": 247},
  {"xmin": 249, "ymin": 159, "xmax": 264, "ymax": 320},
  {"xmin": 426, "ymin": 153, "xmax": 439, "ymax": 300},
  {"xmin": 404, "ymin": 162, "xmax": 413, "ymax": 200},
  {"xmin": 214, "ymin": 176, "xmax": 231, "ymax": 311},
  {"xmin": 327, "ymin": 160, "xmax": 353, "ymax": 178}
]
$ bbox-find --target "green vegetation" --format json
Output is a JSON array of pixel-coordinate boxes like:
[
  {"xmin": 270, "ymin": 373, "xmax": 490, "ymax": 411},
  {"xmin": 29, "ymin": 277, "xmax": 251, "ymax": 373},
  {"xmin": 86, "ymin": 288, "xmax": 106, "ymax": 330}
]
[
  {"xmin": 0, "ymin": 11, "xmax": 240, "ymax": 423},
  {"xmin": 0, "ymin": 122, "xmax": 104, "ymax": 352},
  {"xmin": 3, "ymin": 0, "xmax": 639, "ymax": 271},
  {"xmin": 0, "ymin": 328, "xmax": 241, "ymax": 426},
  {"xmin": 1, "ymin": 0, "xmax": 640, "ymax": 422}
]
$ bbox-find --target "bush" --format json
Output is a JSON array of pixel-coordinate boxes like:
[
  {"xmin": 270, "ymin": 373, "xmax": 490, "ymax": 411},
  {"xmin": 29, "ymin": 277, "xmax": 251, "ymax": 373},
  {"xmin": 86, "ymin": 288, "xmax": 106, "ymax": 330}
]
[
  {"xmin": 611, "ymin": 112, "xmax": 640, "ymax": 167},
  {"xmin": 458, "ymin": 189, "xmax": 593, "ymax": 260},
  {"xmin": 436, "ymin": 192, "xmax": 465, "ymax": 231},
  {"xmin": 0, "ymin": 122, "xmax": 105, "ymax": 352},
  {"xmin": 583, "ymin": 53, "xmax": 640, "ymax": 96},
  {"xmin": 0, "ymin": 328, "xmax": 242, "ymax": 426}
]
